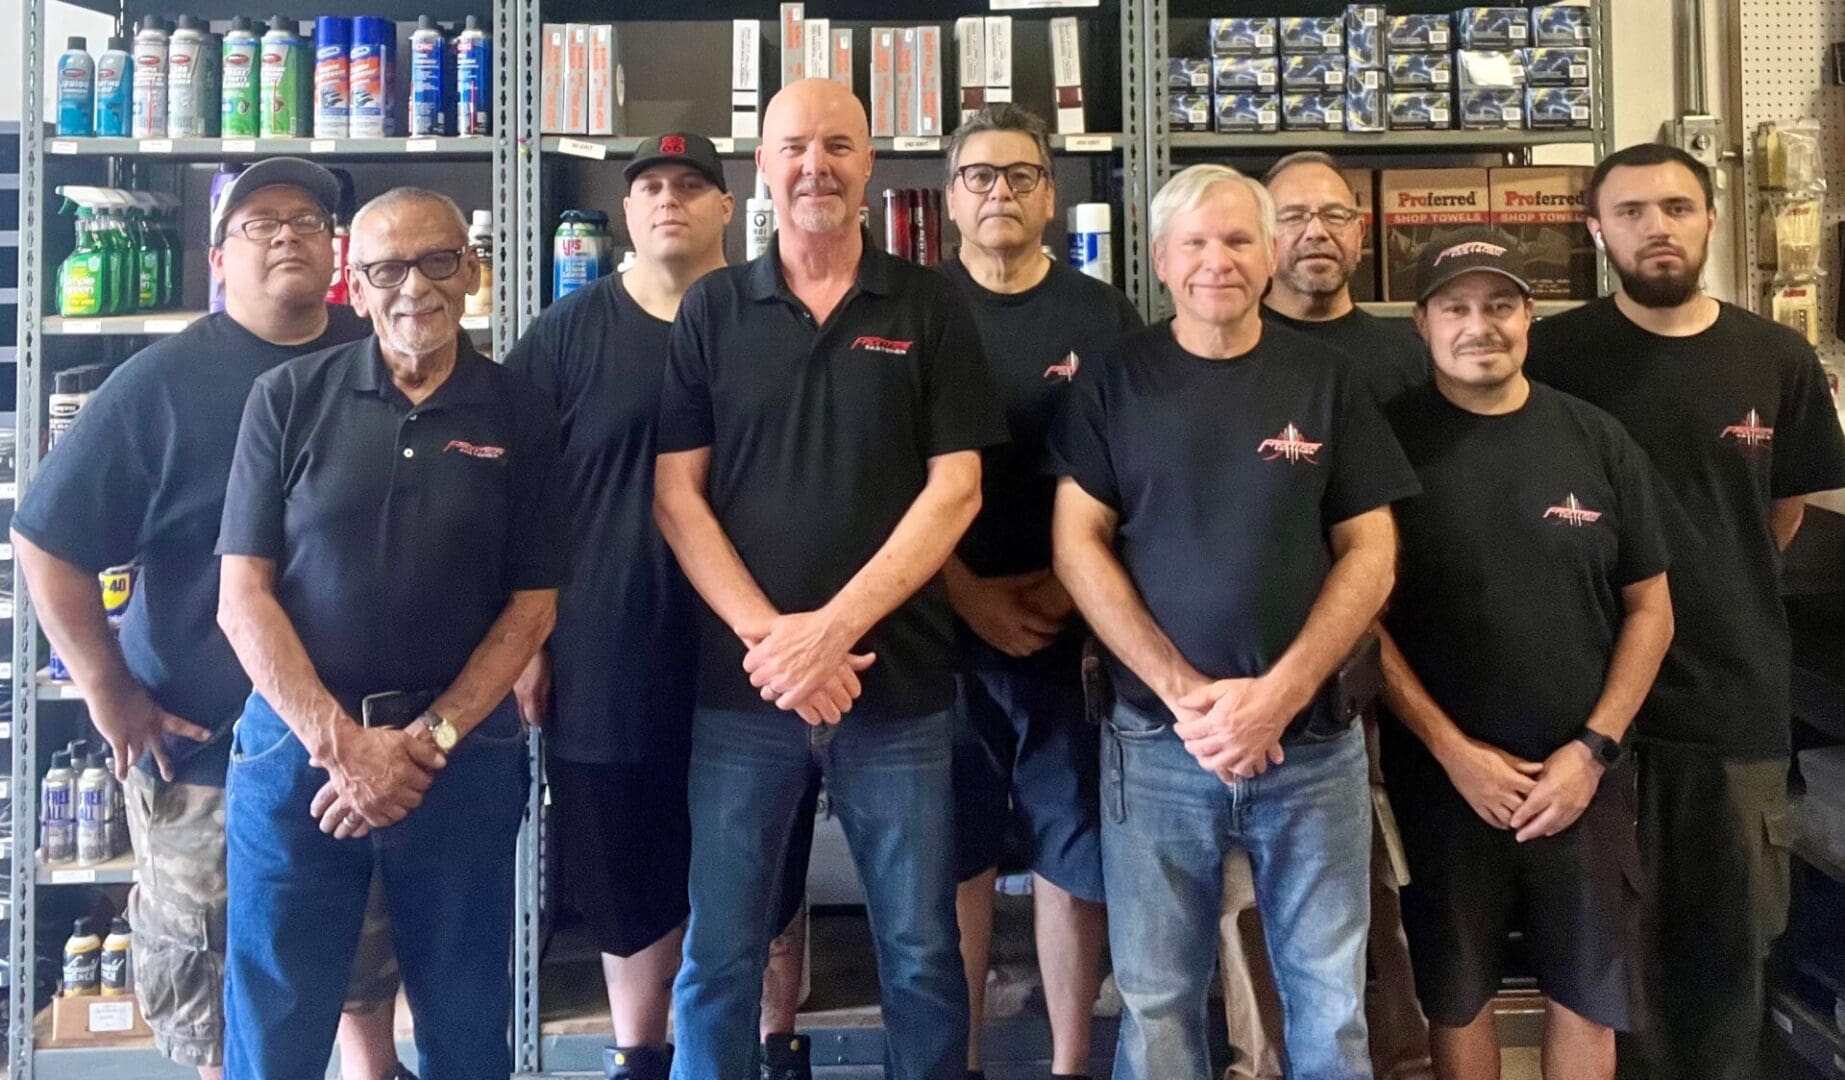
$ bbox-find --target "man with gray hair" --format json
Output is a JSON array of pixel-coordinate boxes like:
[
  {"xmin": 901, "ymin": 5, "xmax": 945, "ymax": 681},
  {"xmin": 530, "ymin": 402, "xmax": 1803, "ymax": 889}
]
[
  {"xmin": 1048, "ymin": 163, "xmax": 1418, "ymax": 1079},
  {"xmin": 216, "ymin": 186, "xmax": 566, "ymax": 1078}
]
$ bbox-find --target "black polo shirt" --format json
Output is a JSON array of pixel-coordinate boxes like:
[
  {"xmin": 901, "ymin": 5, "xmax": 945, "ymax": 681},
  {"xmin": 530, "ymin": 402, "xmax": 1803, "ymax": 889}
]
[
  {"xmin": 12, "ymin": 310, "xmax": 370, "ymax": 786},
  {"xmin": 1046, "ymin": 320, "xmax": 1421, "ymax": 741},
  {"xmin": 218, "ymin": 335, "xmax": 568, "ymax": 704},
  {"xmin": 657, "ymin": 234, "xmax": 1009, "ymax": 718},
  {"xmin": 504, "ymin": 273, "xmax": 698, "ymax": 764},
  {"xmin": 1260, "ymin": 304, "xmax": 1430, "ymax": 406}
]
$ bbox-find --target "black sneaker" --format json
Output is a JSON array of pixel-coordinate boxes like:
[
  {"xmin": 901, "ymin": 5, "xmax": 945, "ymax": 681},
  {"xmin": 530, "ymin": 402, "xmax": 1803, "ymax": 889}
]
[
  {"xmin": 604, "ymin": 1044, "xmax": 672, "ymax": 1080},
  {"xmin": 760, "ymin": 1032, "xmax": 812, "ymax": 1080}
]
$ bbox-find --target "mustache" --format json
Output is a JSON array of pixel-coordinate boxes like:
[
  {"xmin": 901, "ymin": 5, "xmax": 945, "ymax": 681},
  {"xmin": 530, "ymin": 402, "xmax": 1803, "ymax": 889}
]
[
  {"xmin": 1454, "ymin": 336, "xmax": 1509, "ymax": 353},
  {"xmin": 794, "ymin": 177, "xmax": 843, "ymax": 197},
  {"xmin": 1638, "ymin": 242, "xmax": 1686, "ymax": 260}
]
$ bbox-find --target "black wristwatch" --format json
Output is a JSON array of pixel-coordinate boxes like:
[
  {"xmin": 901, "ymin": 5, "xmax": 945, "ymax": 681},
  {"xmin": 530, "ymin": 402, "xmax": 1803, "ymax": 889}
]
[{"xmin": 1574, "ymin": 727, "xmax": 1625, "ymax": 768}]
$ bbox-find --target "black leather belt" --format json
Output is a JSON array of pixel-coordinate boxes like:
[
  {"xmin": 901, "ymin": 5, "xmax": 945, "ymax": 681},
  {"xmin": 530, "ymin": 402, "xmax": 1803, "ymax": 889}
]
[{"xmin": 340, "ymin": 689, "xmax": 440, "ymax": 729}]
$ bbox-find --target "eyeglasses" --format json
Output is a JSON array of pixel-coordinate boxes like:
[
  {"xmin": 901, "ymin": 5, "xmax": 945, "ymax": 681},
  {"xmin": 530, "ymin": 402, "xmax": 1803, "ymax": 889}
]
[
  {"xmin": 955, "ymin": 162, "xmax": 1050, "ymax": 196},
  {"xmin": 1275, "ymin": 206, "xmax": 1363, "ymax": 230},
  {"xmin": 228, "ymin": 213, "xmax": 331, "ymax": 241},
  {"xmin": 351, "ymin": 248, "xmax": 468, "ymax": 289}
]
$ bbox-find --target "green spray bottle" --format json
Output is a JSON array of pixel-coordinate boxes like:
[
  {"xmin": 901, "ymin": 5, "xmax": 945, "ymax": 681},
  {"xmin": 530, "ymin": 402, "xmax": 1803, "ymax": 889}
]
[
  {"xmin": 131, "ymin": 209, "xmax": 161, "ymax": 310},
  {"xmin": 100, "ymin": 207, "xmax": 136, "ymax": 314},
  {"xmin": 57, "ymin": 207, "xmax": 109, "ymax": 317}
]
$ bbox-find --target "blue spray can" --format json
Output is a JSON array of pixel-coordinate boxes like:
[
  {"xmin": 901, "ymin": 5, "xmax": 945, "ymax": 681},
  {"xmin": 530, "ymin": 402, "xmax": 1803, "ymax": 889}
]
[
  {"xmin": 56, "ymin": 38, "xmax": 95, "ymax": 137},
  {"xmin": 409, "ymin": 15, "xmax": 447, "ymax": 137},
  {"xmin": 314, "ymin": 17, "xmax": 351, "ymax": 138},
  {"xmin": 455, "ymin": 15, "xmax": 491, "ymax": 136},
  {"xmin": 93, "ymin": 37, "xmax": 132, "ymax": 136},
  {"xmin": 348, "ymin": 16, "xmax": 391, "ymax": 138}
]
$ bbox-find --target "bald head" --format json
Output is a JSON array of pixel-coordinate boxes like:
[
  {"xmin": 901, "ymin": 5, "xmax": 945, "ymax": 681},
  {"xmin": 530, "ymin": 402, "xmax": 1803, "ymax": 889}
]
[{"xmin": 757, "ymin": 78, "xmax": 875, "ymax": 239}]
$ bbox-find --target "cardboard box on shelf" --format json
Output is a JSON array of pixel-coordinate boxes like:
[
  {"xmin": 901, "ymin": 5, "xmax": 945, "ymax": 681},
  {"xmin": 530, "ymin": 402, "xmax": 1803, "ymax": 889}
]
[
  {"xmin": 1388, "ymin": 53, "xmax": 1453, "ymax": 91},
  {"xmin": 831, "ymin": 29, "xmax": 853, "ymax": 92},
  {"xmin": 1458, "ymin": 88, "xmax": 1524, "ymax": 130},
  {"xmin": 985, "ymin": 17, "xmax": 1013, "ymax": 104},
  {"xmin": 1490, "ymin": 166, "xmax": 1593, "ymax": 299},
  {"xmin": 780, "ymin": 3, "xmax": 805, "ymax": 88},
  {"xmin": 1050, "ymin": 17, "xmax": 1085, "ymax": 134},
  {"xmin": 1388, "ymin": 91, "xmax": 1453, "ymax": 130},
  {"xmin": 956, "ymin": 17, "xmax": 986, "ymax": 122},
  {"xmin": 561, "ymin": 24, "xmax": 590, "ymax": 135},
  {"xmin": 539, "ymin": 23, "xmax": 567, "ymax": 133},
  {"xmin": 804, "ymin": 17, "xmax": 830, "ymax": 83},
  {"xmin": 1345, "ymin": 68, "xmax": 1385, "ymax": 131},
  {"xmin": 1380, "ymin": 168, "xmax": 1490, "ymax": 301},
  {"xmin": 1211, "ymin": 17, "xmax": 1278, "ymax": 57},
  {"xmin": 1458, "ymin": 7, "xmax": 1531, "ymax": 49},
  {"xmin": 1214, "ymin": 56, "xmax": 1278, "ymax": 93},
  {"xmin": 1524, "ymin": 46, "xmax": 1592, "ymax": 87},
  {"xmin": 733, "ymin": 20, "xmax": 762, "ymax": 139},
  {"xmin": 896, "ymin": 27, "xmax": 919, "ymax": 136},
  {"xmin": 1279, "ymin": 16, "xmax": 1343, "ymax": 55},
  {"xmin": 869, "ymin": 28, "xmax": 896, "ymax": 137},
  {"xmin": 1346, "ymin": 5, "xmax": 1386, "ymax": 69},
  {"xmin": 1214, "ymin": 92, "xmax": 1280, "ymax": 134},
  {"xmin": 1531, "ymin": 5, "xmax": 1592, "ymax": 46},
  {"xmin": 1385, "ymin": 14, "xmax": 1451, "ymax": 53},
  {"xmin": 49, "ymin": 995, "xmax": 153, "ymax": 1043},
  {"xmin": 1283, "ymin": 54, "xmax": 1346, "ymax": 92},
  {"xmin": 1169, "ymin": 93, "xmax": 1212, "ymax": 132},
  {"xmin": 1525, "ymin": 85, "xmax": 1593, "ymax": 129},
  {"xmin": 1282, "ymin": 93, "xmax": 1345, "ymax": 131},
  {"xmin": 917, "ymin": 25, "xmax": 944, "ymax": 138},
  {"xmin": 586, "ymin": 25, "xmax": 626, "ymax": 137}
]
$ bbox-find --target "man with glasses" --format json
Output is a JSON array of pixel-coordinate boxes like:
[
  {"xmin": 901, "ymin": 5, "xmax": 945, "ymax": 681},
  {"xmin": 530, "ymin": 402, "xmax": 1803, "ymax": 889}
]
[
  {"xmin": 936, "ymin": 104, "xmax": 1140, "ymax": 1080},
  {"xmin": 216, "ymin": 186, "xmax": 565, "ymax": 1079},
  {"xmin": 11, "ymin": 158, "xmax": 413, "ymax": 1080}
]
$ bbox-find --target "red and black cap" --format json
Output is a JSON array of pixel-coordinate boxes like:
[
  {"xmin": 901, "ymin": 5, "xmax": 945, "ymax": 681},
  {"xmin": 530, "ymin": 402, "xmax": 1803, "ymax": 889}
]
[
  {"xmin": 1413, "ymin": 227, "xmax": 1533, "ymax": 303},
  {"xmin": 624, "ymin": 133, "xmax": 728, "ymax": 193}
]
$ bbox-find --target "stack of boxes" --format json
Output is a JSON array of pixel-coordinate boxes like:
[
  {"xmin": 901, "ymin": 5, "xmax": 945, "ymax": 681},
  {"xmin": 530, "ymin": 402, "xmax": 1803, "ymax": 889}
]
[
  {"xmin": 1376, "ymin": 164, "xmax": 1592, "ymax": 301},
  {"xmin": 540, "ymin": 23, "xmax": 627, "ymax": 135}
]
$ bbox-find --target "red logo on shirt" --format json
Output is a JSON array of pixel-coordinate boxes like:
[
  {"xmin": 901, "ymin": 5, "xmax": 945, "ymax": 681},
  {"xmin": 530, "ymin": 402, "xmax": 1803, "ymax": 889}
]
[
  {"xmin": 1543, "ymin": 493, "xmax": 1603, "ymax": 527},
  {"xmin": 1720, "ymin": 408, "xmax": 1774, "ymax": 450},
  {"xmin": 851, "ymin": 335, "xmax": 913, "ymax": 356},
  {"xmin": 1257, "ymin": 423, "xmax": 1323, "ymax": 465},
  {"xmin": 659, "ymin": 135, "xmax": 687, "ymax": 155},
  {"xmin": 443, "ymin": 440, "xmax": 506, "ymax": 459},
  {"xmin": 1043, "ymin": 351, "xmax": 1080, "ymax": 382}
]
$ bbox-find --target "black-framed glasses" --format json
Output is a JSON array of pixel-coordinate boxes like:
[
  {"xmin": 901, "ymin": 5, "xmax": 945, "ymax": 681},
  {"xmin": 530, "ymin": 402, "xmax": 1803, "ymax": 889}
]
[
  {"xmin": 955, "ymin": 162, "xmax": 1050, "ymax": 196},
  {"xmin": 1275, "ymin": 206, "xmax": 1363, "ymax": 230},
  {"xmin": 351, "ymin": 248, "xmax": 468, "ymax": 289},
  {"xmin": 229, "ymin": 213, "xmax": 331, "ymax": 241}
]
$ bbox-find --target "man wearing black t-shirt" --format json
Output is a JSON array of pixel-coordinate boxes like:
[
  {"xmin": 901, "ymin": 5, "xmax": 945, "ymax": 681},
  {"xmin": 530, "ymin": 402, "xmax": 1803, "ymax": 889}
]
[
  {"xmin": 1527, "ymin": 143, "xmax": 1845, "ymax": 1080},
  {"xmin": 1049, "ymin": 163, "xmax": 1420, "ymax": 1080},
  {"xmin": 937, "ymin": 103, "xmax": 1141, "ymax": 1080},
  {"xmin": 1382, "ymin": 231, "xmax": 1675, "ymax": 1080},
  {"xmin": 656, "ymin": 80, "xmax": 1007, "ymax": 1080}
]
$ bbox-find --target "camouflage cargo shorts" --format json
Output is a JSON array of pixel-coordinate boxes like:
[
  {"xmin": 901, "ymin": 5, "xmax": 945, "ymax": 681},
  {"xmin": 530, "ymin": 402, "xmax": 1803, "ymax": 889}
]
[{"xmin": 124, "ymin": 769, "xmax": 402, "ymax": 1068}]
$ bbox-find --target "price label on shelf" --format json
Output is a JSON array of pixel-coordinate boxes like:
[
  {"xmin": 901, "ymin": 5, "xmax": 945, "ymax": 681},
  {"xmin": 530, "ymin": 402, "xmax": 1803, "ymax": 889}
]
[
  {"xmin": 1062, "ymin": 135, "xmax": 1114, "ymax": 152},
  {"xmin": 407, "ymin": 138, "xmax": 440, "ymax": 153},
  {"xmin": 0, "ymin": 543, "xmax": 11, "ymax": 559},
  {"xmin": 710, "ymin": 137, "xmax": 736, "ymax": 153},
  {"xmin": 50, "ymin": 140, "xmax": 77, "ymax": 155},
  {"xmin": 144, "ymin": 318, "xmax": 192, "ymax": 334},
  {"xmin": 49, "ymin": 869, "xmax": 96, "ymax": 884},
  {"xmin": 555, "ymin": 138, "xmax": 607, "ymax": 160},
  {"xmin": 990, "ymin": 0, "xmax": 1099, "ymax": 8},
  {"xmin": 891, "ymin": 137, "xmax": 942, "ymax": 152},
  {"xmin": 223, "ymin": 139, "xmax": 257, "ymax": 153},
  {"xmin": 311, "ymin": 140, "xmax": 337, "ymax": 154},
  {"xmin": 140, "ymin": 139, "xmax": 173, "ymax": 153},
  {"xmin": 0, "ymin": 722, "xmax": 11, "ymax": 740},
  {"xmin": 0, "ymin": 481, "xmax": 15, "ymax": 499},
  {"xmin": 86, "ymin": 1000, "xmax": 136, "ymax": 1034},
  {"xmin": 460, "ymin": 315, "xmax": 490, "ymax": 331},
  {"xmin": 60, "ymin": 320, "xmax": 101, "ymax": 334}
]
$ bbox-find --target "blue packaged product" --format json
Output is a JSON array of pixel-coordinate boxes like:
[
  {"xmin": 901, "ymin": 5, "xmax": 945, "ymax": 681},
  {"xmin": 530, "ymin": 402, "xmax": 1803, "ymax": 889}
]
[
  {"xmin": 1213, "ymin": 56, "xmax": 1277, "ymax": 93},
  {"xmin": 1531, "ymin": 5, "xmax": 1592, "ymax": 47},
  {"xmin": 1523, "ymin": 46, "xmax": 1592, "ymax": 87},
  {"xmin": 1283, "ymin": 53, "xmax": 1345, "ymax": 91},
  {"xmin": 455, "ymin": 15, "xmax": 491, "ymax": 135},
  {"xmin": 93, "ymin": 37, "xmax": 133, "ymax": 136},
  {"xmin": 1387, "ymin": 53, "xmax": 1452, "ymax": 90},
  {"xmin": 1210, "ymin": 18, "xmax": 1277, "ymax": 57},
  {"xmin": 57, "ymin": 38, "xmax": 96, "ymax": 136},
  {"xmin": 1345, "ymin": 67, "xmax": 1385, "ymax": 131},
  {"xmin": 1213, "ymin": 92, "xmax": 1279, "ymax": 133},
  {"xmin": 314, "ymin": 16, "xmax": 350, "ymax": 139},
  {"xmin": 1389, "ymin": 91, "xmax": 1453, "ymax": 130},
  {"xmin": 1345, "ymin": 5, "xmax": 1385, "ymax": 68},
  {"xmin": 349, "ymin": 16, "xmax": 391, "ymax": 138},
  {"xmin": 1456, "ymin": 50, "xmax": 1526, "ymax": 90},
  {"xmin": 1279, "ymin": 17, "xmax": 1342, "ymax": 55},
  {"xmin": 1525, "ymin": 86, "xmax": 1592, "ymax": 129},
  {"xmin": 1457, "ymin": 7, "xmax": 1530, "ymax": 49},
  {"xmin": 1458, "ymin": 88, "xmax": 1524, "ymax": 129},
  {"xmin": 409, "ymin": 15, "xmax": 447, "ymax": 137},
  {"xmin": 1282, "ymin": 92, "xmax": 1345, "ymax": 131},
  {"xmin": 1385, "ymin": 14, "xmax": 1451, "ymax": 53},
  {"xmin": 1168, "ymin": 92, "xmax": 1211, "ymax": 131},
  {"xmin": 1167, "ymin": 57, "xmax": 1211, "ymax": 91}
]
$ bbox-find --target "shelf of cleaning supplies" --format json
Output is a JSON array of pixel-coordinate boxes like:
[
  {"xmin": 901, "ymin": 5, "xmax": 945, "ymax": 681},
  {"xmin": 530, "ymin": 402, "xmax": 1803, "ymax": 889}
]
[
  {"xmin": 541, "ymin": 132, "xmax": 1123, "ymax": 161},
  {"xmin": 44, "ymin": 136, "xmax": 494, "ymax": 162},
  {"xmin": 43, "ymin": 313, "xmax": 495, "ymax": 337},
  {"xmin": 1170, "ymin": 129, "xmax": 1596, "ymax": 152}
]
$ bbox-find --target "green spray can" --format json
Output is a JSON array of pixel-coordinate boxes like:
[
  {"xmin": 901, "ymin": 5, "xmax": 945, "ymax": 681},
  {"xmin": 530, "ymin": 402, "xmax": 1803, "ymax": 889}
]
[
  {"xmin": 57, "ymin": 208, "xmax": 109, "ymax": 317},
  {"xmin": 221, "ymin": 17, "xmax": 260, "ymax": 136},
  {"xmin": 260, "ymin": 17, "xmax": 307, "ymax": 138}
]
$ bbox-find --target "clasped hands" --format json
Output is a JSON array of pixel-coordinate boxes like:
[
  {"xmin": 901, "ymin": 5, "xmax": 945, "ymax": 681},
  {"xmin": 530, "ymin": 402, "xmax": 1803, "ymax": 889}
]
[
  {"xmin": 308, "ymin": 721, "xmax": 448, "ymax": 841},
  {"xmin": 741, "ymin": 610, "xmax": 876, "ymax": 726},
  {"xmin": 1164, "ymin": 674, "xmax": 1300, "ymax": 783}
]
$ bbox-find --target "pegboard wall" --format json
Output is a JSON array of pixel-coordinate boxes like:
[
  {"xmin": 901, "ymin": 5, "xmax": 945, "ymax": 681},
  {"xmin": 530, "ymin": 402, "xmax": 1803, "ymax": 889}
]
[{"xmin": 1740, "ymin": 0, "xmax": 1845, "ymax": 374}]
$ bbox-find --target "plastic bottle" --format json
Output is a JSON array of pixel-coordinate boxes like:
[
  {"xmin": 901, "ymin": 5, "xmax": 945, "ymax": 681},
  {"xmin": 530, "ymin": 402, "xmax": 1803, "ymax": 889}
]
[
  {"xmin": 745, "ymin": 173, "xmax": 775, "ymax": 261},
  {"xmin": 1068, "ymin": 203, "xmax": 1113, "ymax": 283},
  {"xmin": 409, "ymin": 15, "xmax": 447, "ymax": 137},
  {"xmin": 586, "ymin": 211, "xmax": 615, "ymax": 276},
  {"xmin": 455, "ymin": 15, "xmax": 491, "ymax": 136},
  {"xmin": 155, "ymin": 200, "xmax": 181, "ymax": 307},
  {"xmin": 166, "ymin": 16, "xmax": 209, "ymax": 138},
  {"xmin": 466, "ymin": 209, "xmax": 494, "ymax": 316},
  {"xmin": 130, "ymin": 16, "xmax": 169, "ymax": 139},
  {"xmin": 40, "ymin": 752, "xmax": 77, "ymax": 866},
  {"xmin": 131, "ymin": 209, "xmax": 161, "ymax": 310},
  {"xmin": 553, "ymin": 211, "xmax": 597, "ymax": 301},
  {"xmin": 62, "ymin": 920, "xmax": 102, "ymax": 997},
  {"xmin": 99, "ymin": 208, "xmax": 136, "ymax": 315},
  {"xmin": 314, "ymin": 16, "xmax": 351, "ymax": 139},
  {"xmin": 56, "ymin": 38, "xmax": 96, "ymax": 137},
  {"xmin": 77, "ymin": 755, "xmax": 112, "ymax": 865},
  {"xmin": 93, "ymin": 37, "xmax": 133, "ymax": 136},
  {"xmin": 261, "ymin": 17, "xmax": 308, "ymax": 137},
  {"xmin": 348, "ymin": 16, "xmax": 392, "ymax": 138},
  {"xmin": 57, "ymin": 208, "xmax": 109, "ymax": 317},
  {"xmin": 220, "ymin": 17, "xmax": 261, "ymax": 137},
  {"xmin": 100, "ymin": 919, "xmax": 132, "ymax": 996}
]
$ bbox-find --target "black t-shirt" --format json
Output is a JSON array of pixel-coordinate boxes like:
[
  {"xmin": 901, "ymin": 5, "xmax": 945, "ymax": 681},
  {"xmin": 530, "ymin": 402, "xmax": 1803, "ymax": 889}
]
[
  {"xmin": 1261, "ymin": 304, "xmax": 1430, "ymax": 406},
  {"xmin": 504, "ymin": 273, "xmax": 698, "ymax": 764},
  {"xmin": 218, "ymin": 337, "xmax": 568, "ymax": 703},
  {"xmin": 657, "ymin": 240, "xmax": 1009, "ymax": 717},
  {"xmin": 1047, "ymin": 320, "xmax": 1421, "ymax": 739},
  {"xmin": 1382, "ymin": 381, "xmax": 1672, "ymax": 767},
  {"xmin": 12, "ymin": 309, "xmax": 370, "ymax": 786},
  {"xmin": 1528, "ymin": 299, "xmax": 1845, "ymax": 757},
  {"xmin": 938, "ymin": 258, "xmax": 1144, "ymax": 578}
]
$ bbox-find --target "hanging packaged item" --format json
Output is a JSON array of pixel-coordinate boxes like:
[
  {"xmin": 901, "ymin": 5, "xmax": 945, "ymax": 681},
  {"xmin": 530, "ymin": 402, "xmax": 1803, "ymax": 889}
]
[
  {"xmin": 1755, "ymin": 120, "xmax": 1822, "ymax": 191},
  {"xmin": 1772, "ymin": 192, "xmax": 1825, "ymax": 279},
  {"xmin": 1770, "ymin": 279, "xmax": 1822, "ymax": 347}
]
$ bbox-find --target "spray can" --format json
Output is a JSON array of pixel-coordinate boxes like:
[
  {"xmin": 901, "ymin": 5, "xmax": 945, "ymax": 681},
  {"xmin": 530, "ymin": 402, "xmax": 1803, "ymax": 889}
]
[
  {"xmin": 553, "ymin": 211, "xmax": 598, "ymax": 301},
  {"xmin": 101, "ymin": 919, "xmax": 133, "ymax": 996},
  {"xmin": 466, "ymin": 209, "xmax": 494, "ymax": 316},
  {"xmin": 202, "ymin": 32, "xmax": 222, "ymax": 136},
  {"xmin": 93, "ymin": 37, "xmax": 132, "ymax": 136},
  {"xmin": 314, "ymin": 16, "xmax": 351, "ymax": 138},
  {"xmin": 165, "ymin": 16, "xmax": 209, "ymax": 138},
  {"xmin": 56, "ymin": 38, "xmax": 95, "ymax": 137},
  {"xmin": 455, "ymin": 15, "xmax": 491, "ymax": 135},
  {"xmin": 261, "ymin": 17, "xmax": 308, "ymax": 137},
  {"xmin": 77, "ymin": 755, "xmax": 112, "ymax": 865},
  {"xmin": 131, "ymin": 16, "xmax": 169, "ymax": 139},
  {"xmin": 1068, "ymin": 204, "xmax": 1113, "ymax": 283},
  {"xmin": 348, "ymin": 16, "xmax": 392, "ymax": 138},
  {"xmin": 40, "ymin": 751, "xmax": 77, "ymax": 866},
  {"xmin": 220, "ymin": 17, "xmax": 261, "ymax": 137},
  {"xmin": 63, "ymin": 920, "xmax": 102, "ymax": 997},
  {"xmin": 208, "ymin": 165, "xmax": 240, "ymax": 311},
  {"xmin": 409, "ymin": 16, "xmax": 447, "ymax": 137},
  {"xmin": 103, "ymin": 751, "xmax": 130, "ymax": 857},
  {"xmin": 746, "ymin": 173, "xmax": 775, "ymax": 261}
]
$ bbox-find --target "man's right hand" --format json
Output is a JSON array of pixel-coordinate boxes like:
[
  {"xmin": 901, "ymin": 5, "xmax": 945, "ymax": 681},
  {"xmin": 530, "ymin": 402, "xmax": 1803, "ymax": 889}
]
[
  {"xmin": 514, "ymin": 651, "xmax": 552, "ymax": 728},
  {"xmin": 948, "ymin": 571, "xmax": 1066, "ymax": 658},
  {"xmin": 88, "ymin": 679, "xmax": 213, "ymax": 783},
  {"xmin": 325, "ymin": 724, "xmax": 447, "ymax": 828},
  {"xmin": 1434, "ymin": 734, "xmax": 1543, "ymax": 830}
]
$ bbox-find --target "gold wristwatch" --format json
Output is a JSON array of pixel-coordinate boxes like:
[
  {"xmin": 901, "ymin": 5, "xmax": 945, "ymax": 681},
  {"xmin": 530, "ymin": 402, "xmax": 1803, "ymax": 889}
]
[{"xmin": 420, "ymin": 709, "xmax": 459, "ymax": 752}]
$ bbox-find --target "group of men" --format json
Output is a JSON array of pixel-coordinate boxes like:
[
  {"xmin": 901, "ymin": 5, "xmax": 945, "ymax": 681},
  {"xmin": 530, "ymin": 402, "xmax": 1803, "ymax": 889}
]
[{"xmin": 13, "ymin": 73, "xmax": 1845, "ymax": 1080}]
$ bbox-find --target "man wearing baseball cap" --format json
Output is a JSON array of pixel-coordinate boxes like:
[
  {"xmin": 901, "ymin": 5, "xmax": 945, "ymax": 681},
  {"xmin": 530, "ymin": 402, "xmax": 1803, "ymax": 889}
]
[
  {"xmin": 1376, "ymin": 230, "xmax": 1675, "ymax": 1080},
  {"xmin": 11, "ymin": 157, "xmax": 407, "ymax": 1079}
]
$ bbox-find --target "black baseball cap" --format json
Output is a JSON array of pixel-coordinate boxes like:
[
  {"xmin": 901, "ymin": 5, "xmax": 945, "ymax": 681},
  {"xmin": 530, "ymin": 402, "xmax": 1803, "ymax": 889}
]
[
  {"xmin": 210, "ymin": 157, "xmax": 342, "ymax": 245},
  {"xmin": 624, "ymin": 133, "xmax": 728, "ymax": 193},
  {"xmin": 1413, "ymin": 227, "xmax": 1533, "ymax": 303}
]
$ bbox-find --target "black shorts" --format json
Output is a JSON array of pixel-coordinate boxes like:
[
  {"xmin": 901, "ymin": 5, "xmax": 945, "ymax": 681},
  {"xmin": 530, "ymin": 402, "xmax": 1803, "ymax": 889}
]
[
  {"xmin": 1392, "ymin": 756, "xmax": 1643, "ymax": 1031},
  {"xmin": 550, "ymin": 755, "xmax": 817, "ymax": 957}
]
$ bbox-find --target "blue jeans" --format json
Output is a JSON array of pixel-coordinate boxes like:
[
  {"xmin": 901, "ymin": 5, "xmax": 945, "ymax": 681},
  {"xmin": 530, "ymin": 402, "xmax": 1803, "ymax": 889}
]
[
  {"xmin": 1101, "ymin": 701, "xmax": 1373, "ymax": 1080},
  {"xmin": 223, "ymin": 693, "xmax": 528, "ymax": 1080},
  {"xmin": 671, "ymin": 707, "xmax": 967, "ymax": 1080}
]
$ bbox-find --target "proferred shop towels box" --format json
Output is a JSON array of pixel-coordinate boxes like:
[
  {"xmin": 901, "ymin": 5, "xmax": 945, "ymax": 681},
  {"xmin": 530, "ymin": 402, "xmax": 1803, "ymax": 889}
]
[
  {"xmin": 1490, "ymin": 166, "xmax": 1593, "ymax": 299},
  {"xmin": 733, "ymin": 20, "xmax": 763, "ymax": 139},
  {"xmin": 1381, "ymin": 168, "xmax": 1489, "ymax": 302}
]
